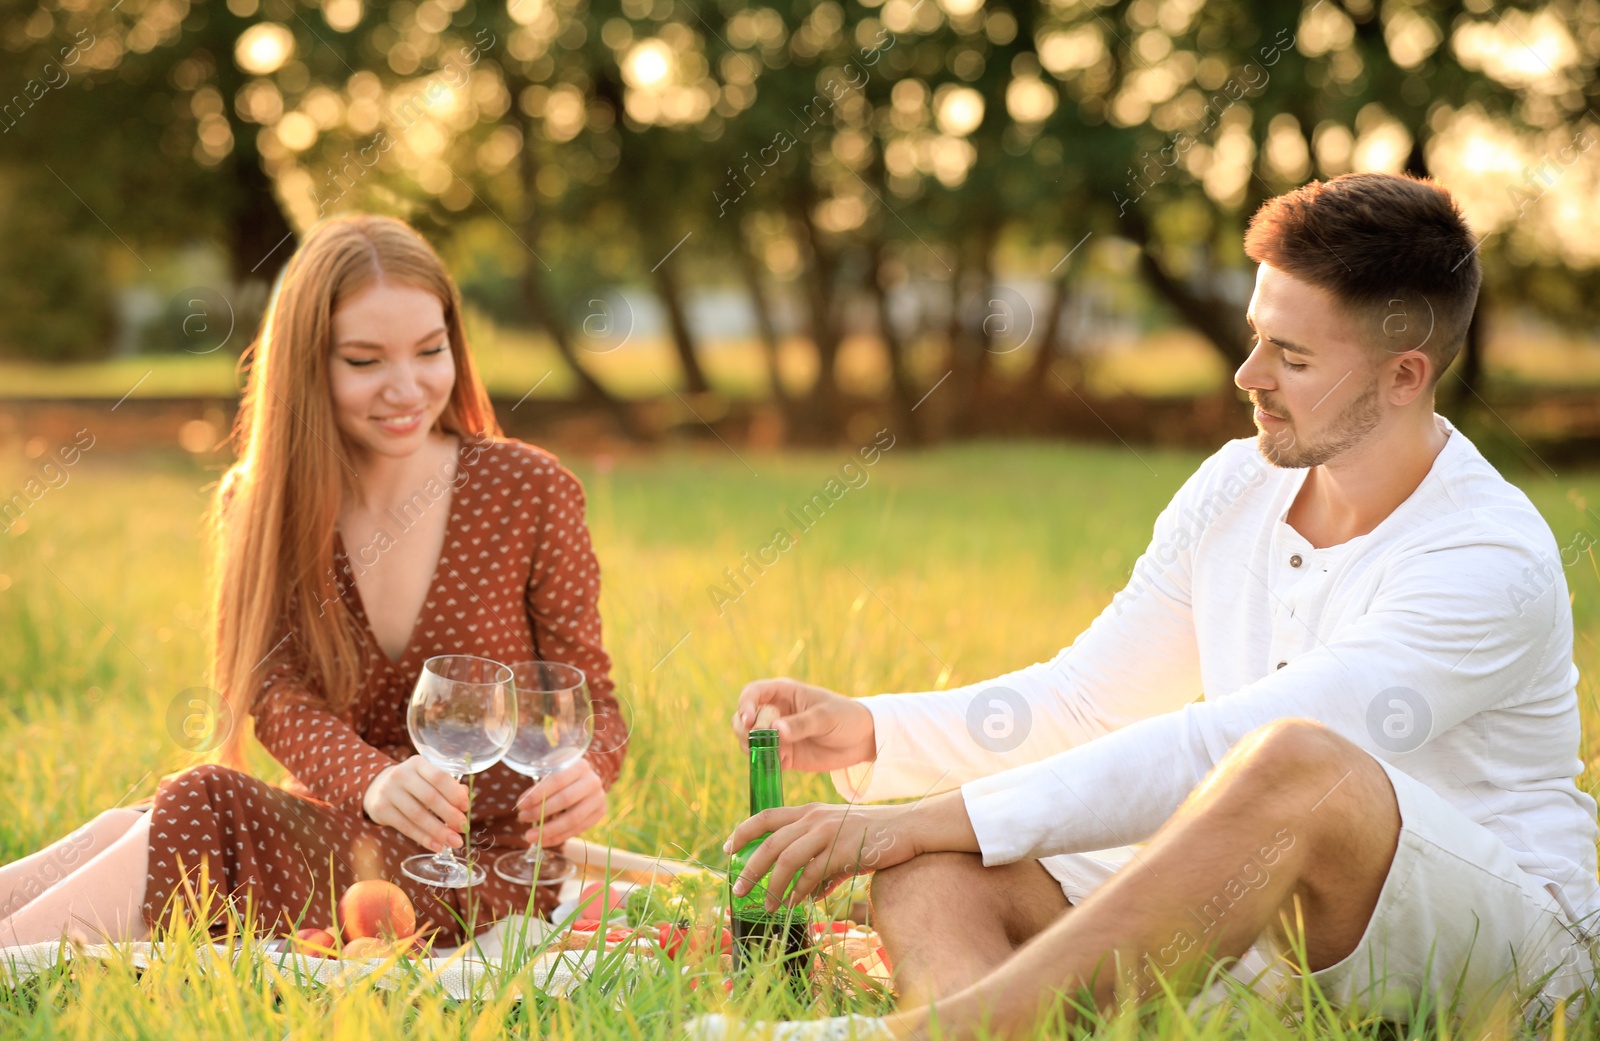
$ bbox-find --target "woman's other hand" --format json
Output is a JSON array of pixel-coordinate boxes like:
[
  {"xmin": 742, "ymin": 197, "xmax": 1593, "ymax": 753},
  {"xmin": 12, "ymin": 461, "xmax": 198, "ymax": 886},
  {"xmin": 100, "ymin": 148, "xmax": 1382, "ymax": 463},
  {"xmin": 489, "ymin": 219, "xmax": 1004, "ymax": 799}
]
[
  {"xmin": 362, "ymin": 756, "xmax": 469, "ymax": 852},
  {"xmin": 515, "ymin": 759, "xmax": 607, "ymax": 848}
]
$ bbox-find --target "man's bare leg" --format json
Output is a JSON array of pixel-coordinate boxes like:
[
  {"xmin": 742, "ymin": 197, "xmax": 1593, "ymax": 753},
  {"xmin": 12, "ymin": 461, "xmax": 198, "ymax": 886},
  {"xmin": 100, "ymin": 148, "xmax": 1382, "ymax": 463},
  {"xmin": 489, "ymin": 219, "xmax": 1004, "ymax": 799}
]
[
  {"xmin": 0, "ymin": 809, "xmax": 145, "ymax": 920},
  {"xmin": 871, "ymin": 854, "xmax": 1070, "ymax": 1004},
  {"xmin": 881, "ymin": 719, "xmax": 1400, "ymax": 1040},
  {"xmin": 0, "ymin": 812, "xmax": 154, "ymax": 947}
]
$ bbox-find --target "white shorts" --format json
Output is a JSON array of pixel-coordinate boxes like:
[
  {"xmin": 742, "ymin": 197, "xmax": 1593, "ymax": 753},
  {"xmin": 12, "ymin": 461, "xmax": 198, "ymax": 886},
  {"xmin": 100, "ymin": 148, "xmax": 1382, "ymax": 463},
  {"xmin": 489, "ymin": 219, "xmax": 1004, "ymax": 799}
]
[{"xmin": 1038, "ymin": 759, "xmax": 1596, "ymax": 1025}]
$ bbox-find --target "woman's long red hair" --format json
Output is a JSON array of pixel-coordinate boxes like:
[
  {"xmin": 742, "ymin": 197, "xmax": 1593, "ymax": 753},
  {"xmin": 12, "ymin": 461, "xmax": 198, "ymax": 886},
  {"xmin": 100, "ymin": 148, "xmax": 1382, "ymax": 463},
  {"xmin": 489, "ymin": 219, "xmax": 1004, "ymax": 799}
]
[{"xmin": 209, "ymin": 214, "xmax": 501, "ymax": 769}]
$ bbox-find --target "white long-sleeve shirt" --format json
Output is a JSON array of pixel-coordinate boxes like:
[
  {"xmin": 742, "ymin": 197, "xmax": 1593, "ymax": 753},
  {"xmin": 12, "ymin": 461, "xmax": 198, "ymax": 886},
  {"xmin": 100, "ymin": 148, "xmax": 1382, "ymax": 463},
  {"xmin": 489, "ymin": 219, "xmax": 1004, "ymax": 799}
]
[{"xmin": 833, "ymin": 414, "xmax": 1600, "ymax": 922}]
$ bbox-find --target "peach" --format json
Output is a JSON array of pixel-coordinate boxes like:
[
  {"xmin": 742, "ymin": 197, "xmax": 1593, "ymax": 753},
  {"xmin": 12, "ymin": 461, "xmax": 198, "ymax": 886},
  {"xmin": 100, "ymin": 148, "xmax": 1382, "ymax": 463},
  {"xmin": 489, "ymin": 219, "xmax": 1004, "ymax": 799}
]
[
  {"xmin": 340, "ymin": 932, "xmax": 430, "ymax": 960},
  {"xmin": 340, "ymin": 936, "xmax": 391, "ymax": 960},
  {"xmin": 392, "ymin": 929, "xmax": 430, "ymax": 959},
  {"xmin": 338, "ymin": 879, "xmax": 417, "ymax": 941},
  {"xmin": 290, "ymin": 927, "xmax": 337, "ymax": 957}
]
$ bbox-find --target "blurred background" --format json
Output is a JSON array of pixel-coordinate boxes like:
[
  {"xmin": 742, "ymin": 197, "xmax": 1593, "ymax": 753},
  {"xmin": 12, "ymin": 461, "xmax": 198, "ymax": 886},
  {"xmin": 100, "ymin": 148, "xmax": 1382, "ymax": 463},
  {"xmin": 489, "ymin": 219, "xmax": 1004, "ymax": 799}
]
[{"xmin": 1, "ymin": 0, "xmax": 1598, "ymax": 459}]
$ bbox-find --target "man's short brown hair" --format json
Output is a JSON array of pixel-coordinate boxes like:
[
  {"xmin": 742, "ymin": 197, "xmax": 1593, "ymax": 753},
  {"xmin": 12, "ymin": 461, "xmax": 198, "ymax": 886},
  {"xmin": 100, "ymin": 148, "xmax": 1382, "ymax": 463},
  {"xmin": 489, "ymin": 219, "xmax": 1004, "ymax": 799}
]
[{"xmin": 1243, "ymin": 173, "xmax": 1482, "ymax": 387}]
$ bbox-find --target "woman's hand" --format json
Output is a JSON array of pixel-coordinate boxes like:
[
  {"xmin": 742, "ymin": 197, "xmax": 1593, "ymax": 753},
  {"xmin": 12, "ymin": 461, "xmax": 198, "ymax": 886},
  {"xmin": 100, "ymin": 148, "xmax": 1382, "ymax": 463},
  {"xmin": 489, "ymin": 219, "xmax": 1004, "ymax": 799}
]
[
  {"xmin": 362, "ymin": 756, "xmax": 469, "ymax": 852},
  {"xmin": 731, "ymin": 677, "xmax": 877, "ymax": 773},
  {"xmin": 515, "ymin": 759, "xmax": 607, "ymax": 848}
]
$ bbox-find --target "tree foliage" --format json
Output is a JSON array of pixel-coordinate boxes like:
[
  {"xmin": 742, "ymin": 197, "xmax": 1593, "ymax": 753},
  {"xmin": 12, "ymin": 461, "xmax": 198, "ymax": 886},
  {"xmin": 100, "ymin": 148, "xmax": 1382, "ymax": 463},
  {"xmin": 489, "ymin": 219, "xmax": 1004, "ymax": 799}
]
[{"xmin": 1, "ymin": 0, "xmax": 1595, "ymax": 432}]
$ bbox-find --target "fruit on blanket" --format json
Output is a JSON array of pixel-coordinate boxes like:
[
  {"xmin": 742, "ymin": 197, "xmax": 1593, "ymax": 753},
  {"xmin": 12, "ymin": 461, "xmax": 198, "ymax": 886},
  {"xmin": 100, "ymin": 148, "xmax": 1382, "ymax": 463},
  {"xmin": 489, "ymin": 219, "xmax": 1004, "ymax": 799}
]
[
  {"xmin": 688, "ymin": 954, "xmax": 737, "ymax": 993},
  {"xmin": 576, "ymin": 882, "xmax": 627, "ymax": 921},
  {"xmin": 290, "ymin": 927, "xmax": 337, "ymax": 956},
  {"xmin": 339, "ymin": 879, "xmax": 417, "ymax": 940},
  {"xmin": 340, "ymin": 936, "xmax": 391, "ymax": 960},
  {"xmin": 658, "ymin": 924, "xmax": 733, "ymax": 960},
  {"xmin": 397, "ymin": 931, "xmax": 430, "ymax": 958},
  {"xmin": 557, "ymin": 925, "xmax": 653, "ymax": 952},
  {"xmin": 339, "ymin": 931, "xmax": 429, "ymax": 960}
]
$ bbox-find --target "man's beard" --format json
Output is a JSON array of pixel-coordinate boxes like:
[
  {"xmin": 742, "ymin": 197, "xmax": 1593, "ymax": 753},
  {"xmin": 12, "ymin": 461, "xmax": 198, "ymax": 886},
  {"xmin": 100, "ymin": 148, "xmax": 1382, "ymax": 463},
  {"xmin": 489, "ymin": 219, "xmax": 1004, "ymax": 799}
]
[{"xmin": 1256, "ymin": 376, "xmax": 1382, "ymax": 469}]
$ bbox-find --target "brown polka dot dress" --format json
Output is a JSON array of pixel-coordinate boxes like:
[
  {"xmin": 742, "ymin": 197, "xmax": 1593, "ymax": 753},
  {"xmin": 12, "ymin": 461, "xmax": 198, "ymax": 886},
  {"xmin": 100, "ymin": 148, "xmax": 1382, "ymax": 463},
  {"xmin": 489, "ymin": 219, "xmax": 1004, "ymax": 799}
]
[{"xmin": 140, "ymin": 436, "xmax": 629, "ymax": 946}]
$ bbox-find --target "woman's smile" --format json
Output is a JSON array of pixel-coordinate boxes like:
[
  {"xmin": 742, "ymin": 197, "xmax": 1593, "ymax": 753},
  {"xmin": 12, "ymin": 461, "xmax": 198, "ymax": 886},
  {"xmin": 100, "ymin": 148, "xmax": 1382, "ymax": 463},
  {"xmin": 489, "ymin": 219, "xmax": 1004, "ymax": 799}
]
[{"xmin": 372, "ymin": 409, "xmax": 426, "ymax": 436}]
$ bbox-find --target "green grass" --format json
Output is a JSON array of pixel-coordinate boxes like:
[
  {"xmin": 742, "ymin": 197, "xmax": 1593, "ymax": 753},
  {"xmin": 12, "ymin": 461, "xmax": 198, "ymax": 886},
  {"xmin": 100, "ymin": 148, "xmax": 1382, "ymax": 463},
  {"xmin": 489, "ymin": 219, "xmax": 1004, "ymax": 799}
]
[{"xmin": 2, "ymin": 440, "xmax": 1599, "ymax": 1037}]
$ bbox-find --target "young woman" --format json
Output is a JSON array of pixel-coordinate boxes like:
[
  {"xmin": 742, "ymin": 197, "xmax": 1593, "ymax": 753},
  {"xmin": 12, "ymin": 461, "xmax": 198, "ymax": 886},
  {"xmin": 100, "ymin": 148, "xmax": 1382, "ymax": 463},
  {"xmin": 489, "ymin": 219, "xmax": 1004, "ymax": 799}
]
[{"xmin": 0, "ymin": 214, "xmax": 629, "ymax": 948}]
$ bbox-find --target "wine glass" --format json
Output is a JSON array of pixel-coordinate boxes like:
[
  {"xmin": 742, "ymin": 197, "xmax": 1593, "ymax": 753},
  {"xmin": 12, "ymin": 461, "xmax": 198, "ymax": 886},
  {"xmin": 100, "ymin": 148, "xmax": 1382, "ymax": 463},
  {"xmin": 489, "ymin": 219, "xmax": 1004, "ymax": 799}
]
[
  {"xmin": 494, "ymin": 660, "xmax": 594, "ymax": 886},
  {"xmin": 402, "ymin": 654, "xmax": 517, "ymax": 889}
]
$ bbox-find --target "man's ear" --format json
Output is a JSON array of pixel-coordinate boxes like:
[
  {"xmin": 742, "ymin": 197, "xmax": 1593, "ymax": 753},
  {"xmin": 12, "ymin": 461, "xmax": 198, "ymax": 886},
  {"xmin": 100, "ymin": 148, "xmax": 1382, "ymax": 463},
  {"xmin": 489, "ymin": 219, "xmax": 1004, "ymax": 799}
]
[{"xmin": 1386, "ymin": 349, "xmax": 1434, "ymax": 407}]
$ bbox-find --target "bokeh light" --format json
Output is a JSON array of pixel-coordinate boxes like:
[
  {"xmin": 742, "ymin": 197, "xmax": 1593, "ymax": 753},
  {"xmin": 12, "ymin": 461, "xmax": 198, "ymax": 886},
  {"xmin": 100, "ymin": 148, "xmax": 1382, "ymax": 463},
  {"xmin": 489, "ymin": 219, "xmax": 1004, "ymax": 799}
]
[{"xmin": 234, "ymin": 21, "xmax": 294, "ymax": 76}]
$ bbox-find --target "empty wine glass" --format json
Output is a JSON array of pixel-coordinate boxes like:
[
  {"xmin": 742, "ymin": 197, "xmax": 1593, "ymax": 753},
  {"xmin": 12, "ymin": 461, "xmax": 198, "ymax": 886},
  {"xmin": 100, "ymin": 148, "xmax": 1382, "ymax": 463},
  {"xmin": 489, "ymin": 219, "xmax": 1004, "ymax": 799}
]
[
  {"xmin": 402, "ymin": 654, "xmax": 517, "ymax": 889},
  {"xmin": 494, "ymin": 660, "xmax": 593, "ymax": 886}
]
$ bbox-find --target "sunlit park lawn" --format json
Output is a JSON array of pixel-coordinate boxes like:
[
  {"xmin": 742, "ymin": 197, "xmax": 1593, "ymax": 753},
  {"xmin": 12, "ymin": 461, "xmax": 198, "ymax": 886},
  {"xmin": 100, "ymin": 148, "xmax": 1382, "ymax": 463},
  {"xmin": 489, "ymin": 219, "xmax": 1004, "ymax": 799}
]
[
  {"xmin": 2, "ymin": 435, "xmax": 1600, "ymax": 1037},
  {"xmin": 5, "ymin": 309, "xmax": 1600, "ymax": 403},
  {"xmin": 0, "ymin": 325, "xmax": 1233, "ymax": 402}
]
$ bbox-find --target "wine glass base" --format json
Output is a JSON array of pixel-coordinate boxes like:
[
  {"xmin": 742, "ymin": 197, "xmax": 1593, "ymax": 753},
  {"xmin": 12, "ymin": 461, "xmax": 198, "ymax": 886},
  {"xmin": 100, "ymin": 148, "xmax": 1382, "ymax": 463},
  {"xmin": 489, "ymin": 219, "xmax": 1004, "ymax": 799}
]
[
  {"xmin": 494, "ymin": 849, "xmax": 575, "ymax": 886},
  {"xmin": 402, "ymin": 852, "xmax": 484, "ymax": 889}
]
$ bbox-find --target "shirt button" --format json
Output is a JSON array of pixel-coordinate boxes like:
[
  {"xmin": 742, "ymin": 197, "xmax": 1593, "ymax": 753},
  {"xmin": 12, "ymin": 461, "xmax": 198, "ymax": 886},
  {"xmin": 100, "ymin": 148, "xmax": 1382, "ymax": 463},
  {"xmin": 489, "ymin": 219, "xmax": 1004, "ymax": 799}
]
[{"xmin": 1290, "ymin": 554, "xmax": 1303, "ymax": 568}]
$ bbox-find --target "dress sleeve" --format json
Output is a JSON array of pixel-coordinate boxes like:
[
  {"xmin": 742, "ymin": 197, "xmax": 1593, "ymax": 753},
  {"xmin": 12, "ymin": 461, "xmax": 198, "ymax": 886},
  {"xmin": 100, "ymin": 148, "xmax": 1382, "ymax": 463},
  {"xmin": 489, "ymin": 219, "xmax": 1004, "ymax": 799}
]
[
  {"xmin": 249, "ymin": 624, "xmax": 402, "ymax": 820},
  {"xmin": 529, "ymin": 462, "xmax": 628, "ymax": 790}
]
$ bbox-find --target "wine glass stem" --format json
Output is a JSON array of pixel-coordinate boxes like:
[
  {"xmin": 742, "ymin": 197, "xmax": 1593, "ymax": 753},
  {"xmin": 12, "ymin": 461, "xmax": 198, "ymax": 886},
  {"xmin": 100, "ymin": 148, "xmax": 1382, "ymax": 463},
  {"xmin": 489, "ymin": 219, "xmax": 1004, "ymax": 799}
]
[
  {"xmin": 522, "ymin": 769, "xmax": 551, "ymax": 864},
  {"xmin": 435, "ymin": 770, "xmax": 466, "ymax": 872}
]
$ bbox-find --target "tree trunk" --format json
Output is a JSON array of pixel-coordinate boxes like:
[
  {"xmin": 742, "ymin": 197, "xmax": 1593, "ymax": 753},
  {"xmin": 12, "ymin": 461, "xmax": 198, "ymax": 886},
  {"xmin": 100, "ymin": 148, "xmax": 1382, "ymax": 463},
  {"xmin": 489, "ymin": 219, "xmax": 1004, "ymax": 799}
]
[
  {"xmin": 225, "ymin": 140, "xmax": 295, "ymax": 288},
  {"xmin": 511, "ymin": 113, "xmax": 635, "ymax": 435},
  {"xmin": 789, "ymin": 191, "xmax": 841, "ymax": 432},
  {"xmin": 861, "ymin": 154, "xmax": 920, "ymax": 439},
  {"xmin": 1124, "ymin": 208, "xmax": 1250, "ymax": 369},
  {"xmin": 651, "ymin": 255, "xmax": 711, "ymax": 394},
  {"xmin": 515, "ymin": 241, "xmax": 625, "ymax": 415},
  {"xmin": 1404, "ymin": 134, "xmax": 1430, "ymax": 179},
  {"xmin": 209, "ymin": 9, "xmax": 295, "ymax": 294},
  {"xmin": 940, "ymin": 248, "xmax": 966, "ymax": 377},
  {"xmin": 1454, "ymin": 291, "xmax": 1486, "ymax": 405},
  {"xmin": 959, "ymin": 222, "xmax": 1002, "ymax": 428},
  {"xmin": 1024, "ymin": 275, "xmax": 1076, "ymax": 390},
  {"xmin": 733, "ymin": 227, "xmax": 789, "ymax": 403},
  {"xmin": 868, "ymin": 238, "xmax": 921, "ymax": 443}
]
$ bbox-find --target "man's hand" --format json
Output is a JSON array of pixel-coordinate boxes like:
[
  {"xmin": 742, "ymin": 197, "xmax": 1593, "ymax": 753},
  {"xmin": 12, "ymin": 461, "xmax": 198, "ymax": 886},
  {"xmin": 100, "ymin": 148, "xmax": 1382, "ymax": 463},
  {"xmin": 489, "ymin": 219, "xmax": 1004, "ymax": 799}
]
[
  {"xmin": 515, "ymin": 759, "xmax": 607, "ymax": 848},
  {"xmin": 731, "ymin": 677, "xmax": 877, "ymax": 773},
  {"xmin": 721, "ymin": 791, "xmax": 980, "ymax": 911},
  {"xmin": 363, "ymin": 756, "xmax": 469, "ymax": 852}
]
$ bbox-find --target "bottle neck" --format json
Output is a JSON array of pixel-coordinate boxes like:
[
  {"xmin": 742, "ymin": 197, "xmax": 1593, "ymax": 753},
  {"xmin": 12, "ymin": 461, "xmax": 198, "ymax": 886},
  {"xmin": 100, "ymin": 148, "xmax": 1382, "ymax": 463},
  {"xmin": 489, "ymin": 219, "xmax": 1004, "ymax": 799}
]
[{"xmin": 748, "ymin": 730, "xmax": 783, "ymax": 815}]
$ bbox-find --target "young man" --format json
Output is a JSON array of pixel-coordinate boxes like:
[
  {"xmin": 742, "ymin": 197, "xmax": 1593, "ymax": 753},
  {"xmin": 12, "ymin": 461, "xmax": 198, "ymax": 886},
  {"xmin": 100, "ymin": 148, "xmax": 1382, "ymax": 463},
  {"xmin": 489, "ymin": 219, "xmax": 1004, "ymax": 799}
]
[{"xmin": 715, "ymin": 174, "xmax": 1599, "ymax": 1038}]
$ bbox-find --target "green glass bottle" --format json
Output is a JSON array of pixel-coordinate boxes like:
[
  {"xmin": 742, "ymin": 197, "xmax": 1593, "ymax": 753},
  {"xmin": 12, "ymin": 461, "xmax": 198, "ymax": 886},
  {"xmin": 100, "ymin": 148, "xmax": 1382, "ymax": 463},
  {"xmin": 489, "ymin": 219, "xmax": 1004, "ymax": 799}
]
[{"xmin": 728, "ymin": 727, "xmax": 810, "ymax": 988}]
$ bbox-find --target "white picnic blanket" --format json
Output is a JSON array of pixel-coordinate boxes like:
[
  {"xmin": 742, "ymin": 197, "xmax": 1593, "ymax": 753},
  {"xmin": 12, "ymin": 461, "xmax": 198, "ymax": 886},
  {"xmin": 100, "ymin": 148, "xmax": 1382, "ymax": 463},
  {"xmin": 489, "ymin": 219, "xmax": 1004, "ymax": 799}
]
[{"xmin": 0, "ymin": 914, "xmax": 648, "ymax": 1001}]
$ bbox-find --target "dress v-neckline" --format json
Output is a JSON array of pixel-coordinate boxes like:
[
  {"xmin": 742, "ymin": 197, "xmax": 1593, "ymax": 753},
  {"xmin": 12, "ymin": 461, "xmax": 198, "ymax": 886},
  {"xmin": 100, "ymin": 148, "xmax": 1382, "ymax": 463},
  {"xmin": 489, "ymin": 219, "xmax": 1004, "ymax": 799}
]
[{"xmin": 334, "ymin": 438, "xmax": 469, "ymax": 671}]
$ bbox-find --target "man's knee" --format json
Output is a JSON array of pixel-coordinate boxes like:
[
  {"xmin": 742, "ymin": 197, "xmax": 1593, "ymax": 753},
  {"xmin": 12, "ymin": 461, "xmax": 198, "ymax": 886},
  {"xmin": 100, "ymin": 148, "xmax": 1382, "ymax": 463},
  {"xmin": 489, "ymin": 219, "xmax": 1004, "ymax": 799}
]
[
  {"xmin": 1198, "ymin": 718, "xmax": 1398, "ymax": 875},
  {"xmin": 871, "ymin": 851, "xmax": 987, "ymax": 917},
  {"xmin": 873, "ymin": 852, "xmax": 1067, "ymax": 944},
  {"xmin": 1209, "ymin": 718, "xmax": 1364, "ymax": 798}
]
